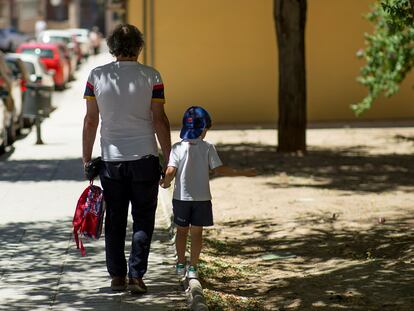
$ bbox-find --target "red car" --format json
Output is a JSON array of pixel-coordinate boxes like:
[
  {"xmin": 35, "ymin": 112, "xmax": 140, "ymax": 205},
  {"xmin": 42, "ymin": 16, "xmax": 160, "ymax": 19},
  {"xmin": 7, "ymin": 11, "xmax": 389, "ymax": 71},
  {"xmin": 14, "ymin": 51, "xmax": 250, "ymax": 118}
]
[{"xmin": 16, "ymin": 43, "xmax": 69, "ymax": 90}]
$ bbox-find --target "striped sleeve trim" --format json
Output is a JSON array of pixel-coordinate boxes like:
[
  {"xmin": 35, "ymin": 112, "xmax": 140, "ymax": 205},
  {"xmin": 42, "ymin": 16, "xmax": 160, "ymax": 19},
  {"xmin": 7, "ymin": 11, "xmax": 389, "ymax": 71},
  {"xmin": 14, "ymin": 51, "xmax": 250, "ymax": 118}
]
[
  {"xmin": 152, "ymin": 83, "xmax": 165, "ymax": 101},
  {"xmin": 153, "ymin": 83, "xmax": 164, "ymax": 90},
  {"xmin": 84, "ymin": 95, "xmax": 96, "ymax": 100},
  {"xmin": 151, "ymin": 98, "xmax": 165, "ymax": 104},
  {"xmin": 84, "ymin": 81, "xmax": 95, "ymax": 98}
]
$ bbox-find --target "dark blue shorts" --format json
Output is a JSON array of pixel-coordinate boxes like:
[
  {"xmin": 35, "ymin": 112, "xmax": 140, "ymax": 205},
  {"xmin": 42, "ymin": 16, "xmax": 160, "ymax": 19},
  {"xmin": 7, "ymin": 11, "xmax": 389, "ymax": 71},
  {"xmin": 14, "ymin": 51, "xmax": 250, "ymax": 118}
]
[{"xmin": 172, "ymin": 199, "xmax": 213, "ymax": 227}]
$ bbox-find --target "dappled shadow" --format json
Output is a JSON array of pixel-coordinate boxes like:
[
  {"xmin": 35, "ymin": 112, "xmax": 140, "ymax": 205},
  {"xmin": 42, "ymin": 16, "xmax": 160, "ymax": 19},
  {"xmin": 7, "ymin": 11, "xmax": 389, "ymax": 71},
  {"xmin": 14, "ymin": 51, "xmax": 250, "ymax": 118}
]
[
  {"xmin": 0, "ymin": 218, "xmax": 186, "ymax": 310},
  {"xmin": 215, "ymin": 143, "xmax": 414, "ymax": 193},
  {"xmin": 202, "ymin": 214, "xmax": 414, "ymax": 310},
  {"xmin": 0, "ymin": 158, "xmax": 84, "ymax": 182},
  {"xmin": 394, "ymin": 134, "xmax": 414, "ymax": 144}
]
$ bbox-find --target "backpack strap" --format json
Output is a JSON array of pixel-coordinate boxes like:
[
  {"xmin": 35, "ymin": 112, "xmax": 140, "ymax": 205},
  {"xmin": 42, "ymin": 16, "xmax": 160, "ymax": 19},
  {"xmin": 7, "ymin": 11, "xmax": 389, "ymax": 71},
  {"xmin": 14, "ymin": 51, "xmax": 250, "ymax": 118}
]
[
  {"xmin": 73, "ymin": 227, "xmax": 86, "ymax": 256},
  {"xmin": 73, "ymin": 185, "xmax": 93, "ymax": 257}
]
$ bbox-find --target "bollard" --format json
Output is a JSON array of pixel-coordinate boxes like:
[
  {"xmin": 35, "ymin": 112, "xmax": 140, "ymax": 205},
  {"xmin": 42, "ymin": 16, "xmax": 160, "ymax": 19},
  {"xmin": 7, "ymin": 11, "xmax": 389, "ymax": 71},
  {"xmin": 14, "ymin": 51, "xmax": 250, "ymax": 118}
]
[{"xmin": 35, "ymin": 117, "xmax": 44, "ymax": 145}]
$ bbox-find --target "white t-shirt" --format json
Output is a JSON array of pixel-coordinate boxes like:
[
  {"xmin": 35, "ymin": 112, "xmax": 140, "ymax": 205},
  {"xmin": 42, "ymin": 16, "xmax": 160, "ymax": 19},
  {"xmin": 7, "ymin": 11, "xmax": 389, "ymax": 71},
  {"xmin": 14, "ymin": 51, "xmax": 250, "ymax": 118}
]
[
  {"xmin": 168, "ymin": 138, "xmax": 223, "ymax": 201},
  {"xmin": 84, "ymin": 61, "xmax": 165, "ymax": 161}
]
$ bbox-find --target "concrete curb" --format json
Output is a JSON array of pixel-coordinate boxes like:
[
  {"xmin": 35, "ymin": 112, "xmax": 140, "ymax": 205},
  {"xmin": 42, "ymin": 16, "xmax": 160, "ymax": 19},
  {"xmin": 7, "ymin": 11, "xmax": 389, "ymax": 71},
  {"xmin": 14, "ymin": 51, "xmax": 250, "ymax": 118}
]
[{"xmin": 158, "ymin": 187, "xmax": 209, "ymax": 311}]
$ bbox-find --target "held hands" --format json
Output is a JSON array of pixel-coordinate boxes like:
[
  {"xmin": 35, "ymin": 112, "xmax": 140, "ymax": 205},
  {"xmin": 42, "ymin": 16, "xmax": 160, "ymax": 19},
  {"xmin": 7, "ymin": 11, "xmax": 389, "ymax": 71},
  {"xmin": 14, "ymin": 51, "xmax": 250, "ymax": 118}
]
[{"xmin": 160, "ymin": 166, "xmax": 177, "ymax": 188}]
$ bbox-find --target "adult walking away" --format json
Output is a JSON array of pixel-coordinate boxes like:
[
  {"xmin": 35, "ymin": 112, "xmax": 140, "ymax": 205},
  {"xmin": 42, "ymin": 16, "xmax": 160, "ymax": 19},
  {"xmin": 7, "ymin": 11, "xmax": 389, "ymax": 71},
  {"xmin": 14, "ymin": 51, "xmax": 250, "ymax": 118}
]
[{"xmin": 82, "ymin": 24, "xmax": 171, "ymax": 293}]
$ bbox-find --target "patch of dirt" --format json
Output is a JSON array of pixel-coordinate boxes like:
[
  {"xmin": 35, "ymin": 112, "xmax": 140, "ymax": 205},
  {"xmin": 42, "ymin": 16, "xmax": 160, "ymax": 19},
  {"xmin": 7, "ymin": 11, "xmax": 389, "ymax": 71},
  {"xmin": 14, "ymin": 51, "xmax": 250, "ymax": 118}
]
[{"xmin": 190, "ymin": 126, "xmax": 414, "ymax": 310}]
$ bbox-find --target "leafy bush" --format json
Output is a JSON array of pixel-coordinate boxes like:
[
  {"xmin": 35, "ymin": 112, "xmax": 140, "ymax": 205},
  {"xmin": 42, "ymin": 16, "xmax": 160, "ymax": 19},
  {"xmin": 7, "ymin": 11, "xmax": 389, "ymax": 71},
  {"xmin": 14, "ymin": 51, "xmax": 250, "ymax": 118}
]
[{"xmin": 354, "ymin": 0, "xmax": 414, "ymax": 115}]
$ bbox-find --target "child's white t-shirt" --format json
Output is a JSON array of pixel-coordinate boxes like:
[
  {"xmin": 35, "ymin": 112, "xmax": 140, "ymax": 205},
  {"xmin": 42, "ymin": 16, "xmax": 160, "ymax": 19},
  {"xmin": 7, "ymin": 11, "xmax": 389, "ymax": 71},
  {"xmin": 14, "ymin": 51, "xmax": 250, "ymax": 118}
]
[{"xmin": 168, "ymin": 138, "xmax": 223, "ymax": 201}]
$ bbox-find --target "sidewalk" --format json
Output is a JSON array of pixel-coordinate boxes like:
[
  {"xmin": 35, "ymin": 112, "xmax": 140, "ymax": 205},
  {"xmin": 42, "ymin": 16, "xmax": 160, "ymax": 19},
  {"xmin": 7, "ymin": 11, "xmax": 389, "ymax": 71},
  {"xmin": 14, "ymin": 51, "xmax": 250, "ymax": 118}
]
[{"xmin": 0, "ymin": 52, "xmax": 186, "ymax": 310}]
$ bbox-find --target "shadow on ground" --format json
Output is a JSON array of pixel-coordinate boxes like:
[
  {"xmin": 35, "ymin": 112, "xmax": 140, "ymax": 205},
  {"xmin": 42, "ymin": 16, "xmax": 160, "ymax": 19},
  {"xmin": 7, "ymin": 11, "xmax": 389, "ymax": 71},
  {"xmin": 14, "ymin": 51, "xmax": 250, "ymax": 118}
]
[
  {"xmin": 0, "ymin": 158, "xmax": 84, "ymax": 182},
  {"xmin": 215, "ymin": 143, "xmax": 414, "ymax": 193},
  {"xmin": 0, "ymin": 219, "xmax": 186, "ymax": 310},
  {"xmin": 201, "ymin": 214, "xmax": 414, "ymax": 310}
]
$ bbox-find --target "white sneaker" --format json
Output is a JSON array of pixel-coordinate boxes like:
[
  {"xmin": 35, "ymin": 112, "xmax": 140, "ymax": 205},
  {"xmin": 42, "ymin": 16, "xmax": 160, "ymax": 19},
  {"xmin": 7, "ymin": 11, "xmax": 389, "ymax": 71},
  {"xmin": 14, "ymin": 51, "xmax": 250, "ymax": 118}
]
[
  {"xmin": 187, "ymin": 265, "xmax": 198, "ymax": 279},
  {"xmin": 176, "ymin": 263, "xmax": 186, "ymax": 278}
]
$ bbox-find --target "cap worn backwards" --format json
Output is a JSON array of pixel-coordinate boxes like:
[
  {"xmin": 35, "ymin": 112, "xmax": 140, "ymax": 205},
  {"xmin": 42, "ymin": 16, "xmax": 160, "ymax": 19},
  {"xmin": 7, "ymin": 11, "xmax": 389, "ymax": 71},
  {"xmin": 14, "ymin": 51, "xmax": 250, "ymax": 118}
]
[{"xmin": 180, "ymin": 106, "xmax": 212, "ymax": 140}]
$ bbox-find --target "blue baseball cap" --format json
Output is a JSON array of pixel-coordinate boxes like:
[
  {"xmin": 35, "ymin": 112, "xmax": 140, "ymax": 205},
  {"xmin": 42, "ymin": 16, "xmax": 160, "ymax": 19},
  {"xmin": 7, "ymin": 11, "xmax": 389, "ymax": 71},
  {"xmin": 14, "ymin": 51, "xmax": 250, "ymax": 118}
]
[{"xmin": 180, "ymin": 106, "xmax": 212, "ymax": 140}]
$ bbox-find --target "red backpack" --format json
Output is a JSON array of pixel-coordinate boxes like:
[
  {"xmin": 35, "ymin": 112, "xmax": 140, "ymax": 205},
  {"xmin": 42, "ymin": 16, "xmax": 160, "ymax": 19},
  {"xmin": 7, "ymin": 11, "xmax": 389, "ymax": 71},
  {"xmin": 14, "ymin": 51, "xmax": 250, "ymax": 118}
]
[{"xmin": 73, "ymin": 182, "xmax": 105, "ymax": 256}]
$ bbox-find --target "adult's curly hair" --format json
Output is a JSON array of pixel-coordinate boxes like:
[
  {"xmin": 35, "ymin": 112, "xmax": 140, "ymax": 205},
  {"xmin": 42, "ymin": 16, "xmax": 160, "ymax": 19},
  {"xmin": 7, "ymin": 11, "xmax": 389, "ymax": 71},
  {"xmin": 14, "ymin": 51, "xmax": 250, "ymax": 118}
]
[{"xmin": 107, "ymin": 24, "xmax": 144, "ymax": 58}]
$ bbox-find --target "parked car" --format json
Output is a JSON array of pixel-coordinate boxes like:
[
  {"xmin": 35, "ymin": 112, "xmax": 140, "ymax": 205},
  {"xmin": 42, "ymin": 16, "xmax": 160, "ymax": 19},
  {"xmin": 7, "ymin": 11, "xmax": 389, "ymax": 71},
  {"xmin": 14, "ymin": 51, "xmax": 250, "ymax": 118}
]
[
  {"xmin": 67, "ymin": 28, "xmax": 92, "ymax": 59},
  {"xmin": 4, "ymin": 54, "xmax": 28, "ymax": 129},
  {"xmin": 16, "ymin": 43, "xmax": 70, "ymax": 90},
  {"xmin": 37, "ymin": 30, "xmax": 79, "ymax": 72},
  {"xmin": 0, "ymin": 51, "xmax": 22, "ymax": 142},
  {"xmin": 0, "ymin": 97, "xmax": 8, "ymax": 153},
  {"xmin": 8, "ymin": 53, "xmax": 54, "ymax": 120},
  {"xmin": 0, "ymin": 28, "xmax": 31, "ymax": 52},
  {"xmin": 15, "ymin": 53, "xmax": 55, "ymax": 89}
]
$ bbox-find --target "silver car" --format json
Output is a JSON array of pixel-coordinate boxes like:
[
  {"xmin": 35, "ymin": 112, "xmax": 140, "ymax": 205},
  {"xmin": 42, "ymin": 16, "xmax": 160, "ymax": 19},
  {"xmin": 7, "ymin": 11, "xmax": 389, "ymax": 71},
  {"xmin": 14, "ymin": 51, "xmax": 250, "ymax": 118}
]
[
  {"xmin": 0, "ymin": 51, "xmax": 22, "ymax": 143},
  {"xmin": 0, "ymin": 97, "xmax": 8, "ymax": 153},
  {"xmin": 13, "ymin": 53, "xmax": 55, "ymax": 89},
  {"xmin": 8, "ymin": 53, "xmax": 55, "ymax": 120}
]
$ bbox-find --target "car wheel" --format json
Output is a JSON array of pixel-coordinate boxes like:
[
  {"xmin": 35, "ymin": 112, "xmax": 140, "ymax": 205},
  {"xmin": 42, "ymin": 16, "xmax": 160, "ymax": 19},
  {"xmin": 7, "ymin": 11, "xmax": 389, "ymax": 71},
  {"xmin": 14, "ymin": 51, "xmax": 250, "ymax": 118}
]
[
  {"xmin": 6, "ymin": 118, "xmax": 16, "ymax": 145},
  {"xmin": 55, "ymin": 83, "xmax": 65, "ymax": 91},
  {"xmin": 23, "ymin": 117, "xmax": 34, "ymax": 128},
  {"xmin": 0, "ymin": 128, "xmax": 7, "ymax": 154},
  {"xmin": 15, "ymin": 115, "xmax": 24, "ymax": 135}
]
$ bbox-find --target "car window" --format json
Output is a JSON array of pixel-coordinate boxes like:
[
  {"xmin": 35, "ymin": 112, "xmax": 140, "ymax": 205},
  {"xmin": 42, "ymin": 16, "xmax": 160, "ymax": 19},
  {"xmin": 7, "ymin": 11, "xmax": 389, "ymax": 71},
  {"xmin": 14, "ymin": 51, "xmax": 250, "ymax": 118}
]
[
  {"xmin": 21, "ymin": 48, "xmax": 54, "ymax": 59},
  {"xmin": 5, "ymin": 60, "xmax": 20, "ymax": 78},
  {"xmin": 49, "ymin": 36, "xmax": 71, "ymax": 45},
  {"xmin": 23, "ymin": 61, "xmax": 36, "ymax": 75}
]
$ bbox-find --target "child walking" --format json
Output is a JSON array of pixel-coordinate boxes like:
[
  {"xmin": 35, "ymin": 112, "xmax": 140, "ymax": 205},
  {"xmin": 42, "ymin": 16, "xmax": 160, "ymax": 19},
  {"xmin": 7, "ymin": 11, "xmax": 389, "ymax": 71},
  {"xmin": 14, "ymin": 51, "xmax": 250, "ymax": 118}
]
[{"xmin": 160, "ymin": 106, "xmax": 255, "ymax": 279}]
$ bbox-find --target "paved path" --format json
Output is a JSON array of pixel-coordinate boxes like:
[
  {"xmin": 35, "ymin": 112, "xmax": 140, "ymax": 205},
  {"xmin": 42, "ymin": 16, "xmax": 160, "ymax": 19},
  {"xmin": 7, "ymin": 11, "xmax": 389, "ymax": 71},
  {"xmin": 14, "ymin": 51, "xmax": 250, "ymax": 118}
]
[{"xmin": 0, "ymin": 52, "xmax": 186, "ymax": 310}]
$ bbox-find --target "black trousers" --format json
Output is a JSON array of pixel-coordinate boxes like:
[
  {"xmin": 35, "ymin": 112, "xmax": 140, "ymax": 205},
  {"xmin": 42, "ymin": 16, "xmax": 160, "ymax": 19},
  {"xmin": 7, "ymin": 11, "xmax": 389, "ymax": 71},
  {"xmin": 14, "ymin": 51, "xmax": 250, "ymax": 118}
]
[{"xmin": 100, "ymin": 156, "xmax": 160, "ymax": 279}]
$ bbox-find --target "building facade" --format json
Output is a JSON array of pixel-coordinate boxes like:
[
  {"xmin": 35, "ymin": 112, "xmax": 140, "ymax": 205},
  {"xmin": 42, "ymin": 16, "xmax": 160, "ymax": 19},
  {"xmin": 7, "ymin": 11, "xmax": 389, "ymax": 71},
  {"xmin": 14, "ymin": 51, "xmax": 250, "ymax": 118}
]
[
  {"xmin": 0, "ymin": 0, "xmax": 45, "ymax": 33},
  {"xmin": 0, "ymin": 0, "xmax": 126, "ymax": 35},
  {"xmin": 127, "ymin": 0, "xmax": 414, "ymax": 125}
]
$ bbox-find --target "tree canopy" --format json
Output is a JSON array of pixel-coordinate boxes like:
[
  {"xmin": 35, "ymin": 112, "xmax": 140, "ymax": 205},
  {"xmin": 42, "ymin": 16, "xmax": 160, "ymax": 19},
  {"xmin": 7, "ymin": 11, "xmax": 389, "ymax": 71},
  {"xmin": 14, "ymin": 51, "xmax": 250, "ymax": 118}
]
[{"xmin": 353, "ymin": 0, "xmax": 414, "ymax": 115}]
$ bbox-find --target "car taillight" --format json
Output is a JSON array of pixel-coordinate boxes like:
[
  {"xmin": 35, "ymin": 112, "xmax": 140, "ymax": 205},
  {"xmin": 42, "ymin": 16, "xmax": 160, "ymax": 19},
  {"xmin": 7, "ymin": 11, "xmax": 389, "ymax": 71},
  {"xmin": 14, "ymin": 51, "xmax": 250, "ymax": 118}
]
[{"xmin": 21, "ymin": 79, "xmax": 27, "ymax": 92}]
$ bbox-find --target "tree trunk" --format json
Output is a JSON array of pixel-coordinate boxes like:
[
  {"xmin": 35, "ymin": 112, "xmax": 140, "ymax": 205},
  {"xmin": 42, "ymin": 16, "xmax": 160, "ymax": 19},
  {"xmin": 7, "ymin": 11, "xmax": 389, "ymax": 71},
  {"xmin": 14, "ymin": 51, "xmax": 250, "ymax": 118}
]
[
  {"xmin": 274, "ymin": 0, "xmax": 307, "ymax": 153},
  {"xmin": 410, "ymin": 0, "xmax": 414, "ymax": 19}
]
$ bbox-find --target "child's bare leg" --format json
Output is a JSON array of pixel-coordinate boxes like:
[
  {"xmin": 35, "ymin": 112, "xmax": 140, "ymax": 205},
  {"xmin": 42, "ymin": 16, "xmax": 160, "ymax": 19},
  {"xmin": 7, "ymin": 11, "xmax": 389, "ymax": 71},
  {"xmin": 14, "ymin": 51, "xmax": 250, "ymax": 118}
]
[
  {"xmin": 190, "ymin": 226, "xmax": 203, "ymax": 266},
  {"xmin": 176, "ymin": 226, "xmax": 189, "ymax": 264}
]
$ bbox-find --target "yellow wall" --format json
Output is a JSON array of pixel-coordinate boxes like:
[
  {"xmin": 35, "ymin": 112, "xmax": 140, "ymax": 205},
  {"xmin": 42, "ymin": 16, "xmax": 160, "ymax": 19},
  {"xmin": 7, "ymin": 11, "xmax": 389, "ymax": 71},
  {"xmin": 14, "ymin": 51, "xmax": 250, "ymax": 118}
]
[{"xmin": 128, "ymin": 0, "xmax": 414, "ymax": 125}]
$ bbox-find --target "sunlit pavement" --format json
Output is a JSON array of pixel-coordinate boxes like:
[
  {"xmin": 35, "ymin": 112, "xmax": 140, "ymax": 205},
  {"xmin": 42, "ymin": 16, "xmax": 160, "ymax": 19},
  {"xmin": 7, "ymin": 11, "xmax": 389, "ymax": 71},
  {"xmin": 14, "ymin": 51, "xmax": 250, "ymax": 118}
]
[{"xmin": 0, "ymin": 52, "xmax": 186, "ymax": 310}]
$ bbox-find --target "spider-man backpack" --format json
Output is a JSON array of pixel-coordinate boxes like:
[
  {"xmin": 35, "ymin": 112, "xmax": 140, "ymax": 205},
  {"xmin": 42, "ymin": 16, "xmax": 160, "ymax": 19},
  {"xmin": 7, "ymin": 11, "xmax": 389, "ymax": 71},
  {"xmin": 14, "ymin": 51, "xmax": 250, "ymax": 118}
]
[{"xmin": 73, "ymin": 182, "xmax": 105, "ymax": 256}]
